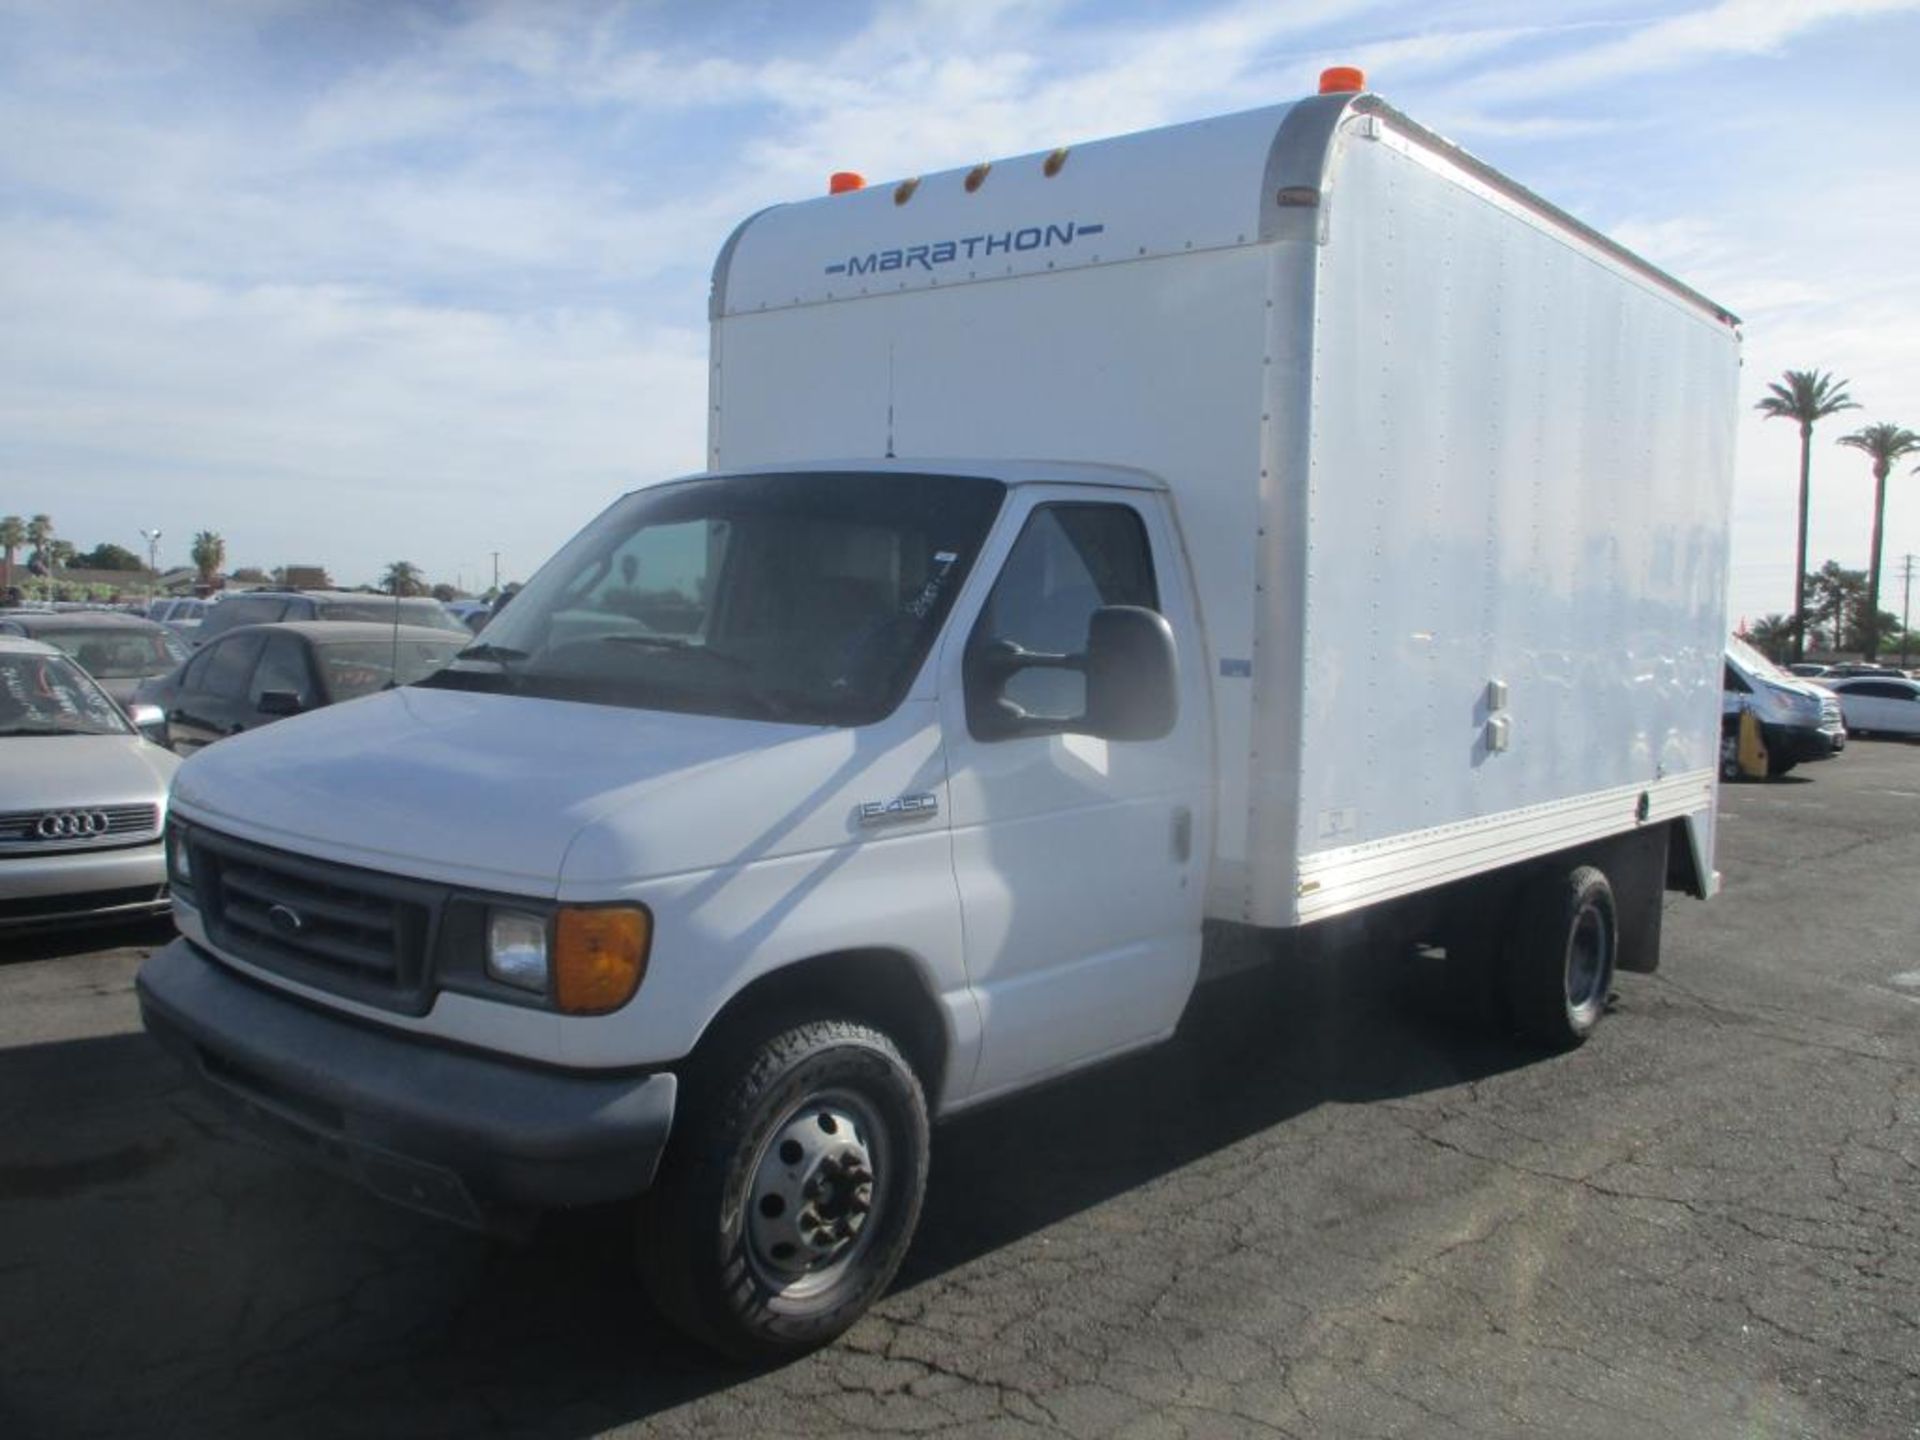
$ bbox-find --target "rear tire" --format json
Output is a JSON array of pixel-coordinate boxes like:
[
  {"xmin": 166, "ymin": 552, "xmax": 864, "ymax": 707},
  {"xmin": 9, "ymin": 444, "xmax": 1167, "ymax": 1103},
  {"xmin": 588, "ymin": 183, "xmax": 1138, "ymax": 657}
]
[
  {"xmin": 1504, "ymin": 865, "xmax": 1616, "ymax": 1050},
  {"xmin": 637, "ymin": 1018, "xmax": 929, "ymax": 1361}
]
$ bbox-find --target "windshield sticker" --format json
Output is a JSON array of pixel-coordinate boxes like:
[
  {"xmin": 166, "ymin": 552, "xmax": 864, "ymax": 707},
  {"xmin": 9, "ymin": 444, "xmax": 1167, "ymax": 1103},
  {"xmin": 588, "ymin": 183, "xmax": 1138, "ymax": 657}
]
[{"xmin": 906, "ymin": 551, "xmax": 962, "ymax": 620}]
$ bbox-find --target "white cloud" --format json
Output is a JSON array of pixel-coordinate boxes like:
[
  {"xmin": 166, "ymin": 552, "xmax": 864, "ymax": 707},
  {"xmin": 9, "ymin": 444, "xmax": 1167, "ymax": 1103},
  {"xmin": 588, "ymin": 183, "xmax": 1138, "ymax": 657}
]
[{"xmin": 1474, "ymin": 0, "xmax": 1920, "ymax": 100}]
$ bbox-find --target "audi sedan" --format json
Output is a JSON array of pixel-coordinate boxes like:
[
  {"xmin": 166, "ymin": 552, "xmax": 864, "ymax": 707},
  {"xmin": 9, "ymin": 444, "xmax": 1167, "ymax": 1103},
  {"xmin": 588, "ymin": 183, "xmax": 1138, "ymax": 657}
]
[{"xmin": 0, "ymin": 637, "xmax": 179, "ymax": 930}]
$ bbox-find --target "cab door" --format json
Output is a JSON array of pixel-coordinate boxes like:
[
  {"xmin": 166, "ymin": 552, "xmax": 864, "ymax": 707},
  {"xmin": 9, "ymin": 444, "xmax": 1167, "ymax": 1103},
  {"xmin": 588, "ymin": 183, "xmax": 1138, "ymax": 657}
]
[{"xmin": 939, "ymin": 486, "xmax": 1211, "ymax": 1101}]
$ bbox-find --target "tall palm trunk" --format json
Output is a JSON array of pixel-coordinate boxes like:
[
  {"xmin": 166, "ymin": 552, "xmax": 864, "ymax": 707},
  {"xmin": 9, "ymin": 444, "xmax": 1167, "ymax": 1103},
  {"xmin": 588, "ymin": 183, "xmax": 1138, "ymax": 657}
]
[
  {"xmin": 1866, "ymin": 459, "xmax": 1889, "ymax": 660},
  {"xmin": 1793, "ymin": 421, "xmax": 1812, "ymax": 660}
]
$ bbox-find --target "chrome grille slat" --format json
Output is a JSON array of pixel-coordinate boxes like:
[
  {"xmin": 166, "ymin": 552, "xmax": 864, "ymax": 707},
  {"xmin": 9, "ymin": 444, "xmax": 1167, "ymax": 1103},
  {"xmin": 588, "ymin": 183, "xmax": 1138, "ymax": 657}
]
[{"xmin": 0, "ymin": 803, "xmax": 160, "ymax": 854}]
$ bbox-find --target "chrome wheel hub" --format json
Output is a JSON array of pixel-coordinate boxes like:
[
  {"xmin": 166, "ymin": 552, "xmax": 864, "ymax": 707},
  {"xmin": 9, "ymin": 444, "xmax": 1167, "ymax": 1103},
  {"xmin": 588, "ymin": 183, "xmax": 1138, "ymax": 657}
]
[{"xmin": 746, "ymin": 1100, "xmax": 880, "ymax": 1290}]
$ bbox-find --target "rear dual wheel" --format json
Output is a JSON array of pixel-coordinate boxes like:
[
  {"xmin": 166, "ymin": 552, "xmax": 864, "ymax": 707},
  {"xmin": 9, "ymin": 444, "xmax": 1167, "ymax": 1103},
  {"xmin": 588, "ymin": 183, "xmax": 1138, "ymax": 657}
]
[{"xmin": 1504, "ymin": 865, "xmax": 1617, "ymax": 1049}]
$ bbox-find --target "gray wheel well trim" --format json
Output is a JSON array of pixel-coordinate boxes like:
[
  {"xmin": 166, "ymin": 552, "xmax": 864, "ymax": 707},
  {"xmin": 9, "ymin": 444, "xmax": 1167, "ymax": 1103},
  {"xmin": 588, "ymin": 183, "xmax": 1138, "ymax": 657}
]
[{"xmin": 692, "ymin": 948, "xmax": 953, "ymax": 1099}]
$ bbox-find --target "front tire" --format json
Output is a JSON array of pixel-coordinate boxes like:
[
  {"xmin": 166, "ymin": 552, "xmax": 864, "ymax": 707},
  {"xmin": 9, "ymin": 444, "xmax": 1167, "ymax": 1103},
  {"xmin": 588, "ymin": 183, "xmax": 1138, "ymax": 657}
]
[
  {"xmin": 1504, "ymin": 865, "xmax": 1617, "ymax": 1049},
  {"xmin": 638, "ymin": 1018, "xmax": 929, "ymax": 1361}
]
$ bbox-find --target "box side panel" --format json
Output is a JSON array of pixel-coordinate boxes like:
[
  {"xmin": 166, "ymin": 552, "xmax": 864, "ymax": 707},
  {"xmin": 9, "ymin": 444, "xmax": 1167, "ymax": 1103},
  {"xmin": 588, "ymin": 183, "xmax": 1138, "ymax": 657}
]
[
  {"xmin": 1255, "ymin": 124, "xmax": 1738, "ymax": 926},
  {"xmin": 712, "ymin": 251, "xmax": 1272, "ymax": 907}
]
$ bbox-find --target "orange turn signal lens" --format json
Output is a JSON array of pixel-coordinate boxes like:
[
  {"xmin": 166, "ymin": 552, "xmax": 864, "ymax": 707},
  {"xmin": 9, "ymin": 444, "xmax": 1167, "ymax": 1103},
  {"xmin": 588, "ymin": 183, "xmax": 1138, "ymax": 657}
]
[{"xmin": 552, "ymin": 905, "xmax": 651, "ymax": 1015}]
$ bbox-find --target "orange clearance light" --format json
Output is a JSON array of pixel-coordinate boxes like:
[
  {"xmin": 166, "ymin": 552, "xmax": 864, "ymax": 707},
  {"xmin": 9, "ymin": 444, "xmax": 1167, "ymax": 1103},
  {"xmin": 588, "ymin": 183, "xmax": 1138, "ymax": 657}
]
[
  {"xmin": 1318, "ymin": 65, "xmax": 1367, "ymax": 94},
  {"xmin": 553, "ymin": 905, "xmax": 651, "ymax": 1015},
  {"xmin": 829, "ymin": 170, "xmax": 866, "ymax": 195}
]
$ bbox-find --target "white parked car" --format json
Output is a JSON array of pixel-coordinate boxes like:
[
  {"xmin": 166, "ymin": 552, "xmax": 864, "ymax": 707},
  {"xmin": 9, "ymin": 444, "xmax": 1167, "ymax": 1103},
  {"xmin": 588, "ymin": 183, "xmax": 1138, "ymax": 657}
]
[
  {"xmin": 1823, "ymin": 675, "xmax": 1920, "ymax": 737},
  {"xmin": 0, "ymin": 637, "xmax": 178, "ymax": 929}
]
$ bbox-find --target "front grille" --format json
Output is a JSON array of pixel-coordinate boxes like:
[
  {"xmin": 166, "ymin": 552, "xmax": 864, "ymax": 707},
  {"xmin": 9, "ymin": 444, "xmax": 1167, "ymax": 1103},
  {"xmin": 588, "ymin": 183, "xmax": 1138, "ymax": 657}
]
[
  {"xmin": 190, "ymin": 829, "xmax": 442, "ymax": 1015},
  {"xmin": 0, "ymin": 803, "xmax": 160, "ymax": 856}
]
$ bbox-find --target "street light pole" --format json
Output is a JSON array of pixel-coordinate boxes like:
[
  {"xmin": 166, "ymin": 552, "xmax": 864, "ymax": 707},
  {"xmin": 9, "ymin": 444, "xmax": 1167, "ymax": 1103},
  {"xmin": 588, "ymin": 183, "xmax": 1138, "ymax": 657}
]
[
  {"xmin": 1901, "ymin": 552, "xmax": 1915, "ymax": 670},
  {"xmin": 491, "ymin": 550, "xmax": 500, "ymax": 596},
  {"xmin": 138, "ymin": 528, "xmax": 163, "ymax": 604}
]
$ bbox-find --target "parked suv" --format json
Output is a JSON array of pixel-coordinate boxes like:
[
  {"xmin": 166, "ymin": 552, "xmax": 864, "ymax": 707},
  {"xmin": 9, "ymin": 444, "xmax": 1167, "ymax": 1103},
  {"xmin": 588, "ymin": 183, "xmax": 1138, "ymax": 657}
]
[
  {"xmin": 194, "ymin": 590, "xmax": 466, "ymax": 647},
  {"xmin": 1723, "ymin": 637, "xmax": 1844, "ymax": 777}
]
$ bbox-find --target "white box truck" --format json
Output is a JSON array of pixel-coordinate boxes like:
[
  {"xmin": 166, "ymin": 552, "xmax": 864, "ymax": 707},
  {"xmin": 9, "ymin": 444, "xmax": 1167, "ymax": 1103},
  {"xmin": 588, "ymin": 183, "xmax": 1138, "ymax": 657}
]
[{"xmin": 138, "ymin": 76, "xmax": 1741, "ymax": 1359}]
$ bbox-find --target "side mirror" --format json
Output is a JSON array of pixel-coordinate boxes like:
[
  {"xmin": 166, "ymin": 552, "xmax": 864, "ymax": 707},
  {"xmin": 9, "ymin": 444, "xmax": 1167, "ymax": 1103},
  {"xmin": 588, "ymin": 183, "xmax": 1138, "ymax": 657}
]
[
  {"xmin": 126, "ymin": 703, "xmax": 168, "ymax": 743},
  {"xmin": 1083, "ymin": 606, "xmax": 1178, "ymax": 741},
  {"xmin": 257, "ymin": 690, "xmax": 305, "ymax": 717}
]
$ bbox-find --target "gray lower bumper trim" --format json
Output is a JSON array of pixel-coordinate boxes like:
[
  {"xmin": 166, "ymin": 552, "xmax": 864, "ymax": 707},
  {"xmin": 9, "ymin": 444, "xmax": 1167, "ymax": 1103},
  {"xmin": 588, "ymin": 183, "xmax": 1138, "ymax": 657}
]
[{"xmin": 137, "ymin": 938, "xmax": 676, "ymax": 1223}]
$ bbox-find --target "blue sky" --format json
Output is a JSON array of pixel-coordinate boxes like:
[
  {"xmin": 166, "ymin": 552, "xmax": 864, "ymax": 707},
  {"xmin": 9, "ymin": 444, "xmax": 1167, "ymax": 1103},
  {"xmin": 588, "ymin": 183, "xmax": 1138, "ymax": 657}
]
[{"xmin": 4, "ymin": 0, "xmax": 1919, "ymax": 622}]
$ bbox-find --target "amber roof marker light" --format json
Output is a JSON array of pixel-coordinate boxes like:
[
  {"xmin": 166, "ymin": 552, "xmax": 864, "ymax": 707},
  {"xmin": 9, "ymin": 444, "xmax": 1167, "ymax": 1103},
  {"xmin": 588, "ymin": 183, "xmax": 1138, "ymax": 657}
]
[
  {"xmin": 829, "ymin": 171, "xmax": 866, "ymax": 195},
  {"xmin": 1318, "ymin": 65, "xmax": 1367, "ymax": 94}
]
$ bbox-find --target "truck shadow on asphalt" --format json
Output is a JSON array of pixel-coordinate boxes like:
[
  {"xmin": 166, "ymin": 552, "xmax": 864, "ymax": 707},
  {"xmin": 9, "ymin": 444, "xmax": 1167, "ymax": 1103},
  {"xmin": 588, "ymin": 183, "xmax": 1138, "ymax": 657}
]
[{"xmin": 0, "ymin": 952, "xmax": 1535, "ymax": 1438}]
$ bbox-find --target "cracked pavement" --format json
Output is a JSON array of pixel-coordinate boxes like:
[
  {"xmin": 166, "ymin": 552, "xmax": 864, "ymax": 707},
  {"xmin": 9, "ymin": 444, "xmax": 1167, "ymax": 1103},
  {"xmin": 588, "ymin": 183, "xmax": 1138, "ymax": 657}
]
[{"xmin": 2, "ymin": 742, "xmax": 1917, "ymax": 1438}]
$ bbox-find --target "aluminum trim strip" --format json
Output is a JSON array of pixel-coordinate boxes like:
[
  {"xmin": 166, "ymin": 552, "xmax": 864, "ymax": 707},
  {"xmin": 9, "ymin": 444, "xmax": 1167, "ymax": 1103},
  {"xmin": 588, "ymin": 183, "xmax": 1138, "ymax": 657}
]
[{"xmin": 1296, "ymin": 770, "xmax": 1714, "ymax": 922}]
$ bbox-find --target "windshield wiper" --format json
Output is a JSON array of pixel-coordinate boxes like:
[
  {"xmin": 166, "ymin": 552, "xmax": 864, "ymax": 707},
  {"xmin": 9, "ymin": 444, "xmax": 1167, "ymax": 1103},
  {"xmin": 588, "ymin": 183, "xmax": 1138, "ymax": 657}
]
[
  {"xmin": 1, "ymin": 725, "xmax": 97, "ymax": 737},
  {"xmin": 454, "ymin": 642, "xmax": 529, "ymax": 666},
  {"xmin": 600, "ymin": 635, "xmax": 751, "ymax": 671}
]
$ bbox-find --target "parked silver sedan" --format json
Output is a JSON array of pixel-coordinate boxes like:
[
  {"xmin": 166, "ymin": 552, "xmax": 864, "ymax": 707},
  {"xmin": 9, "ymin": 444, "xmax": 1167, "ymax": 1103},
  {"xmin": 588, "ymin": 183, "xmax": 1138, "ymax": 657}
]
[{"xmin": 0, "ymin": 637, "xmax": 178, "ymax": 930}]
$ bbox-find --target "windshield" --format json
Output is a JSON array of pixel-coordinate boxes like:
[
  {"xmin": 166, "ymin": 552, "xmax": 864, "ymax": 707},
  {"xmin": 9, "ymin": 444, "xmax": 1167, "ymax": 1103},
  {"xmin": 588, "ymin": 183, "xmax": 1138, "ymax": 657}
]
[
  {"xmin": 36, "ymin": 625, "xmax": 185, "ymax": 678},
  {"xmin": 318, "ymin": 639, "xmax": 466, "ymax": 701},
  {"xmin": 423, "ymin": 471, "xmax": 1004, "ymax": 725},
  {"xmin": 0, "ymin": 651, "xmax": 129, "ymax": 736},
  {"xmin": 321, "ymin": 599, "xmax": 467, "ymax": 632}
]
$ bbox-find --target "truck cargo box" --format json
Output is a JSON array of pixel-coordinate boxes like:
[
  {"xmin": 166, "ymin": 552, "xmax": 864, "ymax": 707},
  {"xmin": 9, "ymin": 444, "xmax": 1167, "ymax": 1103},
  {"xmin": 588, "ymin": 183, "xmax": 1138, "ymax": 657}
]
[{"xmin": 711, "ymin": 90, "xmax": 1740, "ymax": 930}]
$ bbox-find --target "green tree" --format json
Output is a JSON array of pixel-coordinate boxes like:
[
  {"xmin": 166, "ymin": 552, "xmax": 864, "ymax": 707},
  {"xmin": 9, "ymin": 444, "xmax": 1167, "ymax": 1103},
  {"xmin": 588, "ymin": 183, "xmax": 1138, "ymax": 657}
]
[
  {"xmin": 230, "ymin": 566, "xmax": 270, "ymax": 585},
  {"xmin": 73, "ymin": 542, "xmax": 145, "ymax": 571},
  {"xmin": 190, "ymin": 530, "xmax": 226, "ymax": 587},
  {"xmin": 1745, "ymin": 614, "xmax": 1797, "ymax": 663},
  {"xmin": 0, "ymin": 515, "xmax": 23, "ymax": 590},
  {"xmin": 1836, "ymin": 422, "xmax": 1920, "ymax": 660},
  {"xmin": 382, "ymin": 560, "xmax": 426, "ymax": 597},
  {"xmin": 1757, "ymin": 370, "xmax": 1858, "ymax": 661},
  {"xmin": 1804, "ymin": 561, "xmax": 1864, "ymax": 652},
  {"xmin": 25, "ymin": 514, "xmax": 53, "ymax": 582}
]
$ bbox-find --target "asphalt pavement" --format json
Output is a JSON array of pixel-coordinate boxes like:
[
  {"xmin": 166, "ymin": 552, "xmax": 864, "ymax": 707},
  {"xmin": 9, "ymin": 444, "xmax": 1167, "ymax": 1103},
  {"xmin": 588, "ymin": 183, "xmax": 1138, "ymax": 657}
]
[{"xmin": 2, "ymin": 741, "xmax": 1916, "ymax": 1439}]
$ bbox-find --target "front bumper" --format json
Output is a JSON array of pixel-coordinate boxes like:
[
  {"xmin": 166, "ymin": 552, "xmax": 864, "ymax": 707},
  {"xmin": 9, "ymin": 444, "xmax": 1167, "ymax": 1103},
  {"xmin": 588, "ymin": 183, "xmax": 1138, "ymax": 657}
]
[
  {"xmin": 137, "ymin": 939, "xmax": 677, "ymax": 1229},
  {"xmin": 0, "ymin": 841, "xmax": 169, "ymax": 929},
  {"xmin": 1760, "ymin": 720, "xmax": 1843, "ymax": 764}
]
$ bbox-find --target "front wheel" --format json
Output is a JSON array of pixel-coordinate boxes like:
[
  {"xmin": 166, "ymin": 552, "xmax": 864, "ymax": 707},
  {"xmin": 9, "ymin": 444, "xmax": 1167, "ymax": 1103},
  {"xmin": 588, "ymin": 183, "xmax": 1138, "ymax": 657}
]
[
  {"xmin": 638, "ymin": 1018, "xmax": 929, "ymax": 1361},
  {"xmin": 1504, "ymin": 865, "xmax": 1617, "ymax": 1049}
]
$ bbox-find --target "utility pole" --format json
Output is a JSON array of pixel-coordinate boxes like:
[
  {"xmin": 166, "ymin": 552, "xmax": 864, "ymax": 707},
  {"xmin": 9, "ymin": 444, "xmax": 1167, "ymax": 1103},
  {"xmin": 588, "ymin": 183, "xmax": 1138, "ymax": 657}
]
[{"xmin": 491, "ymin": 551, "xmax": 500, "ymax": 596}]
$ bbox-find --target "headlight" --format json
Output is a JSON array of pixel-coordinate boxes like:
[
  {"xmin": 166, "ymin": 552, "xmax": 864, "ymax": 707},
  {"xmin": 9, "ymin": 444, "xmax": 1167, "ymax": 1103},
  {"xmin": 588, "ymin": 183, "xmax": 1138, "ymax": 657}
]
[
  {"xmin": 168, "ymin": 825, "xmax": 193, "ymax": 888},
  {"xmin": 1750, "ymin": 685, "xmax": 1796, "ymax": 722},
  {"xmin": 486, "ymin": 910, "xmax": 549, "ymax": 994}
]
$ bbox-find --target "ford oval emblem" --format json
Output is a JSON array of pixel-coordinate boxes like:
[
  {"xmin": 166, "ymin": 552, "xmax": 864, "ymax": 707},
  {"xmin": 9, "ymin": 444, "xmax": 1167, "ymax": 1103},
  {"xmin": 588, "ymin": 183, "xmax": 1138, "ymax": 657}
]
[{"xmin": 267, "ymin": 904, "xmax": 305, "ymax": 937}]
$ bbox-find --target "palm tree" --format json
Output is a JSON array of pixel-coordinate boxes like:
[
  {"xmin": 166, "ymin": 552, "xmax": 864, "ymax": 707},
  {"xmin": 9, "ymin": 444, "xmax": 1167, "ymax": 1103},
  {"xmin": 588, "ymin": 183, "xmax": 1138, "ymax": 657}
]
[
  {"xmin": 1757, "ymin": 370, "xmax": 1857, "ymax": 661},
  {"xmin": 382, "ymin": 560, "xmax": 425, "ymax": 597},
  {"xmin": 1836, "ymin": 422, "xmax": 1920, "ymax": 660},
  {"xmin": 0, "ymin": 515, "xmax": 23, "ymax": 591},
  {"xmin": 190, "ymin": 530, "xmax": 226, "ymax": 588},
  {"xmin": 24, "ymin": 514, "xmax": 53, "ymax": 598}
]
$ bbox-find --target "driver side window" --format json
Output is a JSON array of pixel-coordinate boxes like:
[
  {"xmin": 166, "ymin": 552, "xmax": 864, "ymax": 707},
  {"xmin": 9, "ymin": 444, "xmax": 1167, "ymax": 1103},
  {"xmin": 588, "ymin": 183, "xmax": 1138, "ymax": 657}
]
[{"xmin": 965, "ymin": 503, "xmax": 1158, "ymax": 737}]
